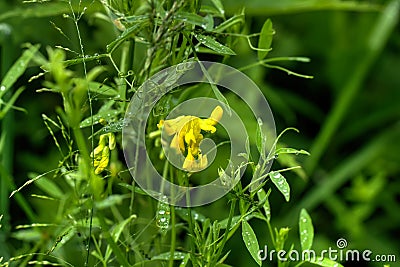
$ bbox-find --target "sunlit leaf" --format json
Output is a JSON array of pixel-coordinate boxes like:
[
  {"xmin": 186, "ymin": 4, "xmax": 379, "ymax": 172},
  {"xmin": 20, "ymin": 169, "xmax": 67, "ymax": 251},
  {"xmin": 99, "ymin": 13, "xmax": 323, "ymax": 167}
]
[
  {"xmin": 211, "ymin": 0, "xmax": 225, "ymax": 16},
  {"xmin": 242, "ymin": 220, "xmax": 261, "ymax": 266},
  {"xmin": 258, "ymin": 19, "xmax": 274, "ymax": 60},
  {"xmin": 213, "ymin": 14, "xmax": 245, "ymax": 33},
  {"xmin": 299, "ymin": 209, "xmax": 314, "ymax": 251},
  {"xmin": 257, "ymin": 188, "xmax": 271, "ymax": 222},
  {"xmin": 194, "ymin": 34, "xmax": 236, "ymax": 55},
  {"xmin": 269, "ymin": 171, "xmax": 290, "ymax": 202},
  {"xmin": 107, "ymin": 20, "xmax": 148, "ymax": 52},
  {"xmin": 152, "ymin": 251, "xmax": 187, "ymax": 261},
  {"xmin": 174, "ymin": 12, "xmax": 213, "ymax": 31},
  {"xmin": 309, "ymin": 257, "xmax": 344, "ymax": 267},
  {"xmin": 80, "ymin": 109, "xmax": 119, "ymax": 128},
  {"xmin": 175, "ymin": 207, "xmax": 206, "ymax": 222},
  {"xmin": 0, "ymin": 44, "xmax": 40, "ymax": 98}
]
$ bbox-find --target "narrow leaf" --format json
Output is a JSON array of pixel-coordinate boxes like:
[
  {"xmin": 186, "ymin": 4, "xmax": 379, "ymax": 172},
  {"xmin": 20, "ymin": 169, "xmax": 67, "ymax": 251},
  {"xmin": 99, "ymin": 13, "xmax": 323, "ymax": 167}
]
[
  {"xmin": 242, "ymin": 221, "xmax": 262, "ymax": 266},
  {"xmin": 107, "ymin": 21, "xmax": 147, "ymax": 52},
  {"xmin": 80, "ymin": 110, "xmax": 119, "ymax": 128},
  {"xmin": 275, "ymin": 147, "xmax": 310, "ymax": 156},
  {"xmin": 309, "ymin": 257, "xmax": 344, "ymax": 267},
  {"xmin": 269, "ymin": 171, "xmax": 290, "ymax": 202},
  {"xmin": 258, "ymin": 19, "xmax": 274, "ymax": 60},
  {"xmin": 257, "ymin": 188, "xmax": 271, "ymax": 222},
  {"xmin": 213, "ymin": 14, "xmax": 244, "ymax": 33},
  {"xmin": 198, "ymin": 62, "xmax": 232, "ymax": 116},
  {"xmin": 95, "ymin": 195, "xmax": 127, "ymax": 210},
  {"xmin": 211, "ymin": 0, "xmax": 225, "ymax": 16},
  {"xmin": 299, "ymin": 209, "xmax": 314, "ymax": 251},
  {"xmin": 255, "ymin": 117, "xmax": 267, "ymax": 158},
  {"xmin": 33, "ymin": 176, "xmax": 63, "ymax": 199},
  {"xmin": 152, "ymin": 251, "xmax": 187, "ymax": 261},
  {"xmin": 194, "ymin": 34, "xmax": 236, "ymax": 55},
  {"xmin": 0, "ymin": 44, "xmax": 40, "ymax": 98},
  {"xmin": 174, "ymin": 12, "xmax": 213, "ymax": 30}
]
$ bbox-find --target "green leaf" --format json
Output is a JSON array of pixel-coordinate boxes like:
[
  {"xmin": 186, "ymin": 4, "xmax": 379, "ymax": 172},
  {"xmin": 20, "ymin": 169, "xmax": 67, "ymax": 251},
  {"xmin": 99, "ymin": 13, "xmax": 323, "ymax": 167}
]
[
  {"xmin": 0, "ymin": 2, "xmax": 71, "ymax": 21},
  {"xmin": 152, "ymin": 251, "xmax": 187, "ymax": 261},
  {"xmin": 107, "ymin": 20, "xmax": 148, "ymax": 52},
  {"xmin": 0, "ymin": 44, "xmax": 40, "ymax": 98},
  {"xmin": 211, "ymin": 0, "xmax": 225, "ymax": 16},
  {"xmin": 242, "ymin": 220, "xmax": 261, "ymax": 266},
  {"xmin": 256, "ymin": 118, "xmax": 267, "ymax": 158},
  {"xmin": 33, "ymin": 175, "xmax": 63, "ymax": 199},
  {"xmin": 95, "ymin": 195, "xmax": 127, "ymax": 210},
  {"xmin": 299, "ymin": 209, "xmax": 314, "ymax": 251},
  {"xmin": 175, "ymin": 12, "xmax": 213, "ymax": 31},
  {"xmin": 213, "ymin": 14, "xmax": 245, "ymax": 33},
  {"xmin": 79, "ymin": 109, "xmax": 119, "ymax": 128},
  {"xmin": 104, "ymin": 214, "xmax": 137, "ymax": 259},
  {"xmin": 0, "ymin": 87, "xmax": 25, "ymax": 119},
  {"xmin": 275, "ymin": 147, "xmax": 310, "ymax": 156},
  {"xmin": 175, "ymin": 207, "xmax": 206, "ymax": 222},
  {"xmin": 198, "ymin": 62, "xmax": 232, "ymax": 116},
  {"xmin": 269, "ymin": 171, "xmax": 290, "ymax": 202},
  {"xmin": 218, "ymin": 215, "xmax": 241, "ymax": 230},
  {"xmin": 257, "ymin": 188, "xmax": 271, "ymax": 222},
  {"xmin": 309, "ymin": 257, "xmax": 344, "ymax": 267},
  {"xmin": 258, "ymin": 19, "xmax": 274, "ymax": 60},
  {"xmin": 88, "ymin": 82, "xmax": 118, "ymax": 97},
  {"xmin": 194, "ymin": 34, "xmax": 236, "ymax": 55},
  {"xmin": 11, "ymin": 229, "xmax": 41, "ymax": 242}
]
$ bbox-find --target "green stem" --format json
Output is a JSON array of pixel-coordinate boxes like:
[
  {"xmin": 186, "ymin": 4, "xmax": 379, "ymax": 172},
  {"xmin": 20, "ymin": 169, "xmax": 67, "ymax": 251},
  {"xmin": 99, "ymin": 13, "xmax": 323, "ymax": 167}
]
[
  {"xmin": 214, "ymin": 199, "xmax": 236, "ymax": 260},
  {"xmin": 168, "ymin": 205, "xmax": 176, "ymax": 267},
  {"xmin": 0, "ymin": 22, "xmax": 15, "ymax": 260},
  {"xmin": 168, "ymin": 164, "xmax": 176, "ymax": 267}
]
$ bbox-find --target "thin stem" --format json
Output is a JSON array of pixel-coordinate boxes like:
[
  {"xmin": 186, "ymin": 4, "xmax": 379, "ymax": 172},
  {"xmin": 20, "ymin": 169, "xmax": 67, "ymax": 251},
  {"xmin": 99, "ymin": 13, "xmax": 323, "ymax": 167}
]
[
  {"xmin": 168, "ymin": 204, "xmax": 176, "ymax": 267},
  {"xmin": 214, "ymin": 198, "xmax": 236, "ymax": 261}
]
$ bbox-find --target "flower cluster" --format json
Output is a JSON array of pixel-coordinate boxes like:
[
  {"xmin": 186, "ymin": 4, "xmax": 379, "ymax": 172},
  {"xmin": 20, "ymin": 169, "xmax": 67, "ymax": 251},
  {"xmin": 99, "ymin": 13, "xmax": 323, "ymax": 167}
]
[
  {"xmin": 91, "ymin": 133, "xmax": 116, "ymax": 174},
  {"xmin": 158, "ymin": 106, "xmax": 223, "ymax": 171}
]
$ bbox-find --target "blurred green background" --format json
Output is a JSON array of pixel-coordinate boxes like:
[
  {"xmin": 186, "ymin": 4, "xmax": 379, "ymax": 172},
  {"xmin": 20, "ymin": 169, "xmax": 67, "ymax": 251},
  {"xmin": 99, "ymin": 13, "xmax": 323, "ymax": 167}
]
[{"xmin": 1, "ymin": 0, "xmax": 399, "ymax": 266}]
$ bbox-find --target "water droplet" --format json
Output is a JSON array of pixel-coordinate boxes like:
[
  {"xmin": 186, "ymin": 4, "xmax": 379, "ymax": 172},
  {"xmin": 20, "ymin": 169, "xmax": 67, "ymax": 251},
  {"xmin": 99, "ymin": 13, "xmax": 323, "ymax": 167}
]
[
  {"xmin": 272, "ymin": 172, "xmax": 280, "ymax": 178},
  {"xmin": 0, "ymin": 85, "xmax": 6, "ymax": 92},
  {"xmin": 158, "ymin": 210, "xmax": 165, "ymax": 215}
]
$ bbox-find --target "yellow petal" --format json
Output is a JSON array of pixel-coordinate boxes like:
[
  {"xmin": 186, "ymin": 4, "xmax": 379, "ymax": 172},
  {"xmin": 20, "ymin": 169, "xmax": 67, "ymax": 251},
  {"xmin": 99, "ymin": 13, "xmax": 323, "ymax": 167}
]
[
  {"xmin": 185, "ymin": 128, "xmax": 197, "ymax": 145},
  {"xmin": 209, "ymin": 106, "xmax": 223, "ymax": 124},
  {"xmin": 161, "ymin": 116, "xmax": 193, "ymax": 135},
  {"xmin": 170, "ymin": 134, "xmax": 182, "ymax": 153},
  {"xmin": 94, "ymin": 146, "xmax": 110, "ymax": 174},
  {"xmin": 199, "ymin": 120, "xmax": 216, "ymax": 133},
  {"xmin": 108, "ymin": 133, "xmax": 116, "ymax": 150},
  {"xmin": 182, "ymin": 150, "xmax": 195, "ymax": 170}
]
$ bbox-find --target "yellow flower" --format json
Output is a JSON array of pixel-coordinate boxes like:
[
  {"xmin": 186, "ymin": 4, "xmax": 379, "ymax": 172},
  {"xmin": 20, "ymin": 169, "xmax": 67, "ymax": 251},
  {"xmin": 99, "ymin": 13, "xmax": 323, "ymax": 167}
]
[
  {"xmin": 158, "ymin": 106, "xmax": 223, "ymax": 172},
  {"xmin": 91, "ymin": 132, "xmax": 116, "ymax": 174}
]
